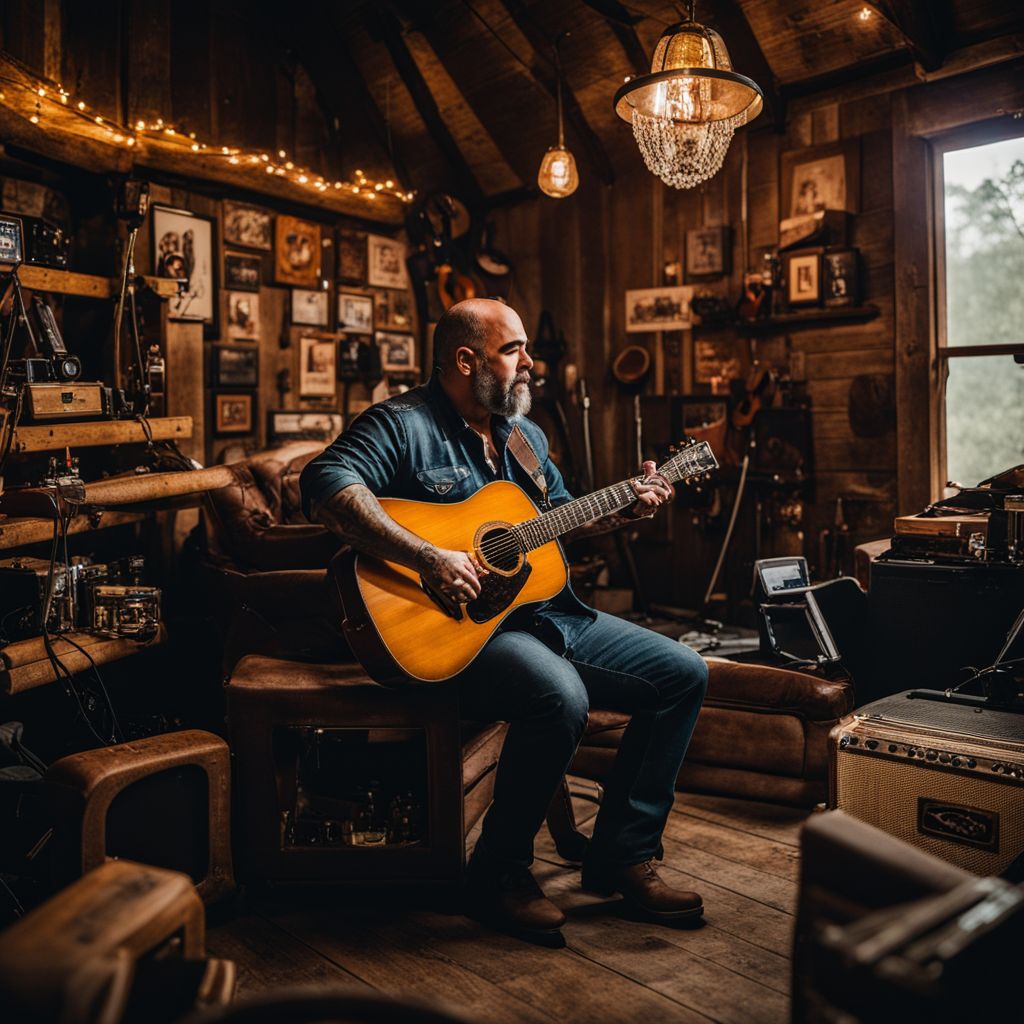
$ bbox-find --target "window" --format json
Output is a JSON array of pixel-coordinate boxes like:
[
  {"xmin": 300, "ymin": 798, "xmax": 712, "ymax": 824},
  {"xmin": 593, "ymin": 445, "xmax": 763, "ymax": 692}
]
[{"xmin": 935, "ymin": 129, "xmax": 1024, "ymax": 487}]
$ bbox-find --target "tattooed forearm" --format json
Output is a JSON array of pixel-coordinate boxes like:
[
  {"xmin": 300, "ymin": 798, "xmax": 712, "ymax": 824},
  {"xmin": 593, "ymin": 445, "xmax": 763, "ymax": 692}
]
[{"xmin": 313, "ymin": 483, "xmax": 434, "ymax": 570}]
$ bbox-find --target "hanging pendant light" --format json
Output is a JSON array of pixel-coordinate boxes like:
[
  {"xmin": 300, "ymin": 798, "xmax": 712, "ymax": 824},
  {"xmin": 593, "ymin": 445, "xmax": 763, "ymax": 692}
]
[
  {"xmin": 613, "ymin": 1, "xmax": 763, "ymax": 190},
  {"xmin": 537, "ymin": 36, "xmax": 579, "ymax": 198}
]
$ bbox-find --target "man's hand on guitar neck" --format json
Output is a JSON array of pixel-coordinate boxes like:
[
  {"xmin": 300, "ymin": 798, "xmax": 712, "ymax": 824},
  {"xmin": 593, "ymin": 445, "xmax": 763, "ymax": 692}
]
[{"xmin": 564, "ymin": 460, "xmax": 675, "ymax": 542}]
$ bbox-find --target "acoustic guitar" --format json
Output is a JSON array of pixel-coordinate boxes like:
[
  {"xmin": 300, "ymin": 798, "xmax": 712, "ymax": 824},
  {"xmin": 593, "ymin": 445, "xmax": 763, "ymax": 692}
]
[{"xmin": 335, "ymin": 440, "xmax": 719, "ymax": 684}]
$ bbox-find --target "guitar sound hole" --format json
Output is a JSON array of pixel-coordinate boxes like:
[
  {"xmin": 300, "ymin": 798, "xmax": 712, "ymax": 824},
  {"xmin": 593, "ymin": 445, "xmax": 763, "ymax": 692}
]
[{"xmin": 478, "ymin": 526, "xmax": 522, "ymax": 573}]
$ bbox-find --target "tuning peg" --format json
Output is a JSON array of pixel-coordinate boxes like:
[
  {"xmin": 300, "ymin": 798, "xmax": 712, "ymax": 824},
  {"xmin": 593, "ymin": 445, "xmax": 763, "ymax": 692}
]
[{"xmin": 668, "ymin": 444, "xmax": 678, "ymax": 454}]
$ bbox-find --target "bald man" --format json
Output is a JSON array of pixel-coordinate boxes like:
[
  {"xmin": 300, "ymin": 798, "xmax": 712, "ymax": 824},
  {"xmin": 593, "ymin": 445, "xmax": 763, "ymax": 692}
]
[{"xmin": 301, "ymin": 299, "xmax": 708, "ymax": 947}]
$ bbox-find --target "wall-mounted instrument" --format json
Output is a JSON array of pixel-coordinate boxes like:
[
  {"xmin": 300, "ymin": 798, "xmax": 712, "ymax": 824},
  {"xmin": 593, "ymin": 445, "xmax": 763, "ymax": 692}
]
[{"xmin": 335, "ymin": 440, "xmax": 719, "ymax": 683}]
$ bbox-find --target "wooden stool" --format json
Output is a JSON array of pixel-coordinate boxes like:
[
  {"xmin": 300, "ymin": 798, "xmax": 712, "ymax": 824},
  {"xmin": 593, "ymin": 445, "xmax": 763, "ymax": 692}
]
[
  {"xmin": 45, "ymin": 730, "xmax": 235, "ymax": 904},
  {"xmin": 226, "ymin": 655, "xmax": 506, "ymax": 885},
  {"xmin": 0, "ymin": 859, "xmax": 220, "ymax": 1024}
]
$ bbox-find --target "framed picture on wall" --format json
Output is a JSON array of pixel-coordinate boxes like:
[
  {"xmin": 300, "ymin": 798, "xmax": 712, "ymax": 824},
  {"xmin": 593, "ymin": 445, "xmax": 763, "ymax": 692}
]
[
  {"xmin": 224, "ymin": 252, "xmax": 261, "ymax": 292},
  {"xmin": 337, "ymin": 291, "xmax": 374, "ymax": 334},
  {"xmin": 337, "ymin": 229, "xmax": 368, "ymax": 283},
  {"xmin": 375, "ymin": 289, "xmax": 414, "ymax": 330},
  {"xmin": 152, "ymin": 205, "xmax": 216, "ymax": 327},
  {"xmin": 291, "ymin": 287, "xmax": 330, "ymax": 326},
  {"xmin": 268, "ymin": 410, "xmax": 344, "ymax": 443},
  {"xmin": 822, "ymin": 247, "xmax": 860, "ymax": 306},
  {"xmin": 213, "ymin": 392, "xmax": 254, "ymax": 435},
  {"xmin": 222, "ymin": 201, "xmax": 273, "ymax": 251},
  {"xmin": 212, "ymin": 345, "xmax": 259, "ymax": 387},
  {"xmin": 367, "ymin": 234, "xmax": 407, "ymax": 289},
  {"xmin": 226, "ymin": 291, "xmax": 259, "ymax": 340},
  {"xmin": 685, "ymin": 226, "xmax": 730, "ymax": 280},
  {"xmin": 785, "ymin": 249, "xmax": 823, "ymax": 306},
  {"xmin": 780, "ymin": 139, "xmax": 860, "ymax": 220},
  {"xmin": 377, "ymin": 330, "xmax": 417, "ymax": 372},
  {"xmin": 625, "ymin": 286, "xmax": 693, "ymax": 332},
  {"xmin": 275, "ymin": 215, "xmax": 321, "ymax": 286},
  {"xmin": 299, "ymin": 335, "xmax": 337, "ymax": 397}
]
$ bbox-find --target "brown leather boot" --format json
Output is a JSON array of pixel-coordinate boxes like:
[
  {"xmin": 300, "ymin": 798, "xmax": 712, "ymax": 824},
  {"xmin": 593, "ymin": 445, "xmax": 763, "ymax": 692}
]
[
  {"xmin": 582, "ymin": 859, "xmax": 704, "ymax": 924},
  {"xmin": 465, "ymin": 867, "xmax": 566, "ymax": 948}
]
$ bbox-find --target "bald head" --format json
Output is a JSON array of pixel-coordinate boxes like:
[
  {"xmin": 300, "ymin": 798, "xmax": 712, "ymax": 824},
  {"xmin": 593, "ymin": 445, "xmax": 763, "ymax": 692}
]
[{"xmin": 433, "ymin": 298, "xmax": 522, "ymax": 370}]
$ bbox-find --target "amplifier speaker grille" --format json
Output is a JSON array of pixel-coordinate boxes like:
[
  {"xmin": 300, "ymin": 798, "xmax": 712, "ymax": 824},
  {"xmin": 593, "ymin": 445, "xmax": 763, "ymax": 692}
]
[{"xmin": 834, "ymin": 750, "xmax": 1024, "ymax": 875}]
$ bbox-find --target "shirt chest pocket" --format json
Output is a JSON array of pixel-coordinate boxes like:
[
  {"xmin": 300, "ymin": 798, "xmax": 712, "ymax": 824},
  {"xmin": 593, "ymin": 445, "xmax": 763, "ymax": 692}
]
[{"xmin": 415, "ymin": 464, "xmax": 472, "ymax": 498}]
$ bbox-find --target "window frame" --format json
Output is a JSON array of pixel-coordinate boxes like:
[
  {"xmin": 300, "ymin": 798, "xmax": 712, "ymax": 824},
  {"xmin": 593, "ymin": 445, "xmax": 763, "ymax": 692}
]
[{"xmin": 931, "ymin": 117, "xmax": 1024, "ymax": 487}]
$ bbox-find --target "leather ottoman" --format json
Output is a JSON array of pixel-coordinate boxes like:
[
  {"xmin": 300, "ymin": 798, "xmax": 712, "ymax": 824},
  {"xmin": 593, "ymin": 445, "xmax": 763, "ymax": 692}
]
[
  {"xmin": 571, "ymin": 657, "xmax": 855, "ymax": 807},
  {"xmin": 226, "ymin": 655, "xmax": 505, "ymax": 885}
]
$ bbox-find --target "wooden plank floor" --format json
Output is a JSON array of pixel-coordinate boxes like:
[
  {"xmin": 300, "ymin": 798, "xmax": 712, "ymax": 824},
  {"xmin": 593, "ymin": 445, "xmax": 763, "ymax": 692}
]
[{"xmin": 207, "ymin": 788, "xmax": 810, "ymax": 1023}]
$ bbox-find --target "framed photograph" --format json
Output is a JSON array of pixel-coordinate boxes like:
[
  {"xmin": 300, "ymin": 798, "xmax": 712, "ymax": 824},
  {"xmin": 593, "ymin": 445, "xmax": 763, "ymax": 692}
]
[
  {"xmin": 275, "ymin": 215, "xmax": 321, "ymax": 287},
  {"xmin": 268, "ymin": 410, "xmax": 344, "ymax": 443},
  {"xmin": 822, "ymin": 247, "xmax": 860, "ymax": 307},
  {"xmin": 685, "ymin": 226, "xmax": 730, "ymax": 280},
  {"xmin": 212, "ymin": 344, "xmax": 259, "ymax": 387},
  {"xmin": 225, "ymin": 291, "xmax": 259, "ymax": 340},
  {"xmin": 213, "ymin": 392, "xmax": 253, "ymax": 435},
  {"xmin": 367, "ymin": 233, "xmax": 407, "ymax": 289},
  {"xmin": 292, "ymin": 287, "xmax": 329, "ymax": 327},
  {"xmin": 222, "ymin": 201, "xmax": 273, "ymax": 251},
  {"xmin": 337, "ymin": 229, "xmax": 368, "ymax": 283},
  {"xmin": 780, "ymin": 139, "xmax": 860, "ymax": 220},
  {"xmin": 785, "ymin": 249, "xmax": 822, "ymax": 307},
  {"xmin": 223, "ymin": 252, "xmax": 261, "ymax": 292},
  {"xmin": 625, "ymin": 286, "xmax": 693, "ymax": 332},
  {"xmin": 375, "ymin": 289, "xmax": 414, "ymax": 331},
  {"xmin": 152, "ymin": 205, "xmax": 216, "ymax": 326},
  {"xmin": 299, "ymin": 335, "xmax": 336, "ymax": 397},
  {"xmin": 377, "ymin": 330, "xmax": 417, "ymax": 372},
  {"xmin": 337, "ymin": 334, "xmax": 380, "ymax": 381},
  {"xmin": 337, "ymin": 291, "xmax": 374, "ymax": 334},
  {"xmin": 0, "ymin": 213, "xmax": 24, "ymax": 263}
]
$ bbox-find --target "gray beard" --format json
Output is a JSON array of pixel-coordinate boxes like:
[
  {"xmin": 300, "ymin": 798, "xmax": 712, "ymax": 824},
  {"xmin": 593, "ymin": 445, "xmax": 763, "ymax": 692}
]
[{"xmin": 473, "ymin": 361, "xmax": 532, "ymax": 418}]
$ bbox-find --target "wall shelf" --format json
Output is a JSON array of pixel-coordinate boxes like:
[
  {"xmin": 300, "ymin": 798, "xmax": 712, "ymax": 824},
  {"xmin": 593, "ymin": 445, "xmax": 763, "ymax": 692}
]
[
  {"xmin": 0, "ymin": 510, "xmax": 146, "ymax": 550},
  {"xmin": 11, "ymin": 416, "xmax": 193, "ymax": 453},
  {"xmin": 734, "ymin": 304, "xmax": 881, "ymax": 335},
  {"xmin": 0, "ymin": 626, "xmax": 167, "ymax": 696},
  {"xmin": 0, "ymin": 263, "xmax": 178, "ymax": 300}
]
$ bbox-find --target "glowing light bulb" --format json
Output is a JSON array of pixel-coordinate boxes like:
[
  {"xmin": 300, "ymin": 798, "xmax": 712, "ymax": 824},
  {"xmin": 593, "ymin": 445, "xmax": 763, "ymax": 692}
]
[
  {"xmin": 666, "ymin": 77, "xmax": 703, "ymax": 122},
  {"xmin": 136, "ymin": 120, "xmax": 145, "ymax": 130},
  {"xmin": 77, "ymin": 101, "xmax": 86, "ymax": 110},
  {"xmin": 858, "ymin": 7, "xmax": 872, "ymax": 20},
  {"xmin": 537, "ymin": 145, "xmax": 579, "ymax": 198},
  {"xmin": 298, "ymin": 174, "xmax": 308, "ymax": 183}
]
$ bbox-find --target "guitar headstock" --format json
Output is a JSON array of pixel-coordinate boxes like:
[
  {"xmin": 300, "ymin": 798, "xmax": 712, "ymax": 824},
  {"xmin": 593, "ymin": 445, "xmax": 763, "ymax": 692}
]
[{"xmin": 657, "ymin": 439, "xmax": 720, "ymax": 487}]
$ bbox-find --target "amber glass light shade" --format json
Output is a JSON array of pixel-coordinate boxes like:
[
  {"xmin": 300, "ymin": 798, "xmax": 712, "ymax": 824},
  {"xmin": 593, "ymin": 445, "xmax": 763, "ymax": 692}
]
[
  {"xmin": 613, "ymin": 17, "xmax": 763, "ymax": 189},
  {"xmin": 537, "ymin": 145, "xmax": 579, "ymax": 198}
]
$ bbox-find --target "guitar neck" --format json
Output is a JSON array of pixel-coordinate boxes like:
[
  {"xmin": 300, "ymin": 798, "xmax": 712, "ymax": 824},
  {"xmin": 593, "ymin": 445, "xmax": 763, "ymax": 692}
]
[{"xmin": 513, "ymin": 480, "xmax": 639, "ymax": 551}]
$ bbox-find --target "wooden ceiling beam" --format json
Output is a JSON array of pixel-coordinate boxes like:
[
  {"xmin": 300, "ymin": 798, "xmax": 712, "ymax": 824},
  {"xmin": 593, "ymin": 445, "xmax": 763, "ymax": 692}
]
[
  {"xmin": 365, "ymin": 6, "xmax": 485, "ymax": 205},
  {"xmin": 701, "ymin": 0, "xmax": 785, "ymax": 129},
  {"xmin": 864, "ymin": 1, "xmax": 950, "ymax": 72},
  {"xmin": 497, "ymin": 0, "xmax": 615, "ymax": 187},
  {"xmin": 277, "ymin": 2, "xmax": 416, "ymax": 196}
]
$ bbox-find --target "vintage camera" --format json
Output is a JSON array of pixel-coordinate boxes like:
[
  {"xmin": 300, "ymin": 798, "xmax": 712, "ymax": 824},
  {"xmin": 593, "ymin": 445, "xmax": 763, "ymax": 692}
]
[
  {"xmin": 31, "ymin": 296, "xmax": 82, "ymax": 381},
  {"xmin": 20, "ymin": 216, "xmax": 70, "ymax": 270},
  {"xmin": 0, "ymin": 556, "xmax": 74, "ymax": 641}
]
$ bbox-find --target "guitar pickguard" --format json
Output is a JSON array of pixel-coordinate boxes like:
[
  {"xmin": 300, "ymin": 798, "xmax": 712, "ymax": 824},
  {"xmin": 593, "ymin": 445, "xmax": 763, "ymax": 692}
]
[{"xmin": 466, "ymin": 559, "xmax": 533, "ymax": 624}]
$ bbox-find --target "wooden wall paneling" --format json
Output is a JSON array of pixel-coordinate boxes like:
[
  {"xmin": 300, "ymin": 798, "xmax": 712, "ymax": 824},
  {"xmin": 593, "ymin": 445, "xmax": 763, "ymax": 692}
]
[
  {"xmin": 168, "ymin": 0, "xmax": 215, "ymax": 141},
  {"xmin": 60, "ymin": 0, "xmax": 122, "ymax": 123},
  {"xmin": 259, "ymin": 286, "xmax": 290, "ymax": 450},
  {"xmin": 293, "ymin": 63, "xmax": 332, "ymax": 180},
  {"xmin": 164, "ymin": 316, "xmax": 205, "ymax": 464},
  {"xmin": 891, "ymin": 90, "xmax": 937, "ymax": 514},
  {"xmin": 1, "ymin": 0, "xmax": 49, "ymax": 76},
  {"xmin": 125, "ymin": 0, "xmax": 172, "ymax": 130}
]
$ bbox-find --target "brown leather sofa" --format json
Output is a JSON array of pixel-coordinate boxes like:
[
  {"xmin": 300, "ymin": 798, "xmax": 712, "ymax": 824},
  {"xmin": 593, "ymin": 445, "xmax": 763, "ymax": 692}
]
[{"xmin": 204, "ymin": 447, "xmax": 854, "ymax": 816}]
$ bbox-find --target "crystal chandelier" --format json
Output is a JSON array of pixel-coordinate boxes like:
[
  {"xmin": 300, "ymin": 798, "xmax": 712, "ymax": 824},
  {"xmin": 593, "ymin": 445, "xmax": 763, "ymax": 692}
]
[
  {"xmin": 537, "ymin": 36, "xmax": 579, "ymax": 198},
  {"xmin": 613, "ymin": 2, "xmax": 763, "ymax": 190}
]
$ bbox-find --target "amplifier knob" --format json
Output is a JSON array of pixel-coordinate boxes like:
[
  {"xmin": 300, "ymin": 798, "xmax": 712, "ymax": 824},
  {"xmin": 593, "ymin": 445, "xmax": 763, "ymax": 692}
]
[
  {"xmin": 865, "ymin": 740, "xmax": 878, "ymax": 750},
  {"xmin": 848, "ymin": 736, "xmax": 859, "ymax": 746},
  {"xmin": 926, "ymin": 750, "xmax": 937, "ymax": 761},
  {"xmin": 939, "ymin": 753, "xmax": 951, "ymax": 764},
  {"xmin": 993, "ymin": 763, "xmax": 1004, "ymax": 773},
  {"xmin": 888, "ymin": 744, "xmax": 897, "ymax": 753},
  {"xmin": 967, "ymin": 759, "xmax": 977, "ymax": 768},
  {"xmin": 840, "ymin": 736, "xmax": 849, "ymax": 748},
  {"xmin": 951, "ymin": 757, "xmax": 961, "ymax": 767}
]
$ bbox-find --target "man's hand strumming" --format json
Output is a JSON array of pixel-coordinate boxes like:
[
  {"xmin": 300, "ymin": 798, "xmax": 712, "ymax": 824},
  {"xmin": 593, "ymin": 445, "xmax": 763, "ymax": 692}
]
[{"xmin": 417, "ymin": 545, "xmax": 487, "ymax": 602}]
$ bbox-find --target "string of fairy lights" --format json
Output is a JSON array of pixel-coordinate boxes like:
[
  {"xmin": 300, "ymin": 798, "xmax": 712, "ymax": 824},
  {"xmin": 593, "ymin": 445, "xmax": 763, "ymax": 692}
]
[{"xmin": 0, "ymin": 64, "xmax": 414, "ymax": 206}]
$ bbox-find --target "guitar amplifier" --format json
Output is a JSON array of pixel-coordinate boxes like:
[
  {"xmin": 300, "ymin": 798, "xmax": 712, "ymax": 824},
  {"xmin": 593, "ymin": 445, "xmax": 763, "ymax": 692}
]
[{"xmin": 829, "ymin": 690, "xmax": 1024, "ymax": 875}]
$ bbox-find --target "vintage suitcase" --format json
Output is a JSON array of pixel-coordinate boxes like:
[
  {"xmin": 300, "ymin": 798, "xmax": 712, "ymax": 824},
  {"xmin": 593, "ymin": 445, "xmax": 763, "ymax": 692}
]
[{"xmin": 830, "ymin": 690, "xmax": 1024, "ymax": 875}]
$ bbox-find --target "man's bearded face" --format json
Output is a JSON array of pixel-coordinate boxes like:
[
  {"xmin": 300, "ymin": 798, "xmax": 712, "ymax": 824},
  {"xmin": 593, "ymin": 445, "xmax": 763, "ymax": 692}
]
[{"xmin": 472, "ymin": 355, "xmax": 531, "ymax": 418}]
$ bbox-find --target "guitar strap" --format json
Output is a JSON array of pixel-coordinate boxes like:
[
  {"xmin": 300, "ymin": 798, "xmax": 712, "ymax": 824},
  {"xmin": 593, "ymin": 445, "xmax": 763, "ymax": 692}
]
[{"xmin": 507, "ymin": 424, "xmax": 550, "ymax": 509}]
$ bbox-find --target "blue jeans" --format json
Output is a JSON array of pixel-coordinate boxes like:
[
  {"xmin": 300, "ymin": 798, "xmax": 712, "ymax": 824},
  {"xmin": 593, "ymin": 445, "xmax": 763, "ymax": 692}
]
[{"xmin": 458, "ymin": 611, "xmax": 708, "ymax": 873}]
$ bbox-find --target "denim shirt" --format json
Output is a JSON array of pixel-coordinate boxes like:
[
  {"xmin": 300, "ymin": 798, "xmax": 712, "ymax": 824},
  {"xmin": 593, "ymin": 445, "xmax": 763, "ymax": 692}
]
[{"xmin": 299, "ymin": 371, "xmax": 597, "ymax": 649}]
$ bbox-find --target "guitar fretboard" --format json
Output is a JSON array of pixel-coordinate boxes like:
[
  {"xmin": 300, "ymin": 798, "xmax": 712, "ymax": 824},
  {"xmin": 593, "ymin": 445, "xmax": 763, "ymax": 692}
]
[{"xmin": 510, "ymin": 448, "xmax": 710, "ymax": 552}]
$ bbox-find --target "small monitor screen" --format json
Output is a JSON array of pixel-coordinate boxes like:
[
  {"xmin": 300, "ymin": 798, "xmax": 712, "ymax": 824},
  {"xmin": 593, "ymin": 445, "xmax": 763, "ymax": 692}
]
[{"xmin": 759, "ymin": 560, "xmax": 808, "ymax": 594}]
